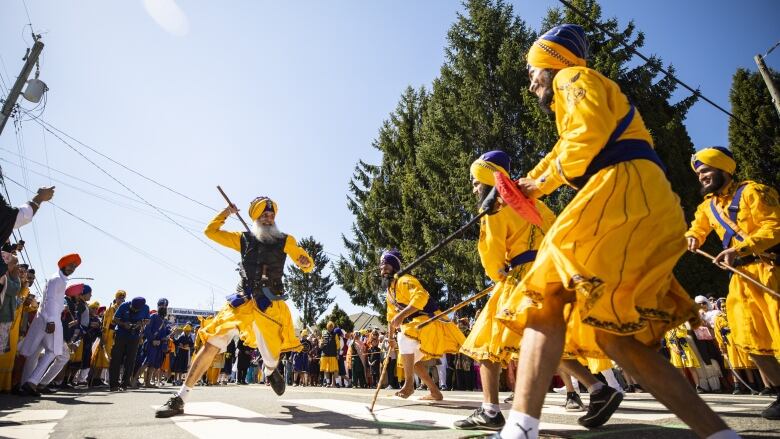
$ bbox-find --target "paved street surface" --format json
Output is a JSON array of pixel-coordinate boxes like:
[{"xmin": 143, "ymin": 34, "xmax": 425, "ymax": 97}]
[{"xmin": 0, "ymin": 384, "xmax": 777, "ymax": 438}]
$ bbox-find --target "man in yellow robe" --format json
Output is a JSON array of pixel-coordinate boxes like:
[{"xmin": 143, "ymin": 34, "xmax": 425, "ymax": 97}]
[
  {"xmin": 454, "ymin": 151, "xmax": 554, "ymax": 430},
  {"xmin": 494, "ymin": 25, "xmax": 734, "ymax": 439},
  {"xmin": 156, "ymin": 196, "xmax": 313, "ymax": 418},
  {"xmin": 686, "ymin": 146, "xmax": 780, "ymax": 419},
  {"xmin": 91, "ymin": 290, "xmax": 125, "ymax": 384},
  {"xmin": 382, "ymin": 250, "xmax": 465, "ymax": 401}
]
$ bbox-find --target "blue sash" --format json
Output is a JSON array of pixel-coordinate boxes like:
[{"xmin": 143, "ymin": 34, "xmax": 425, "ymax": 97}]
[
  {"xmin": 508, "ymin": 249, "xmax": 538, "ymax": 270},
  {"xmin": 570, "ymin": 105, "xmax": 667, "ymax": 189},
  {"xmin": 709, "ymin": 184, "xmax": 747, "ymax": 249}
]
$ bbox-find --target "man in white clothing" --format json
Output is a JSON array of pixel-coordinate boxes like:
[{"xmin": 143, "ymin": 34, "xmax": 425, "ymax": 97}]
[{"xmin": 18, "ymin": 253, "xmax": 81, "ymax": 396}]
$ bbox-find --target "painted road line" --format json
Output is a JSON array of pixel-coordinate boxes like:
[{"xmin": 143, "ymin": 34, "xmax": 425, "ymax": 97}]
[
  {"xmin": 285, "ymin": 398, "xmax": 586, "ymax": 432},
  {"xmin": 151, "ymin": 402, "xmax": 348, "ymax": 438},
  {"xmin": 0, "ymin": 409, "xmax": 67, "ymax": 439}
]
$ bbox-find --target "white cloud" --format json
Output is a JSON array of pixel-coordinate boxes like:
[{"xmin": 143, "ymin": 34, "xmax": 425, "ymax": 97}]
[{"xmin": 142, "ymin": 0, "xmax": 190, "ymax": 37}]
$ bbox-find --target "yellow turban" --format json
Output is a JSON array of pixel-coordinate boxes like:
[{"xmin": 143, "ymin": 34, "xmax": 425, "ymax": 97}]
[
  {"xmin": 300, "ymin": 329, "xmax": 309, "ymax": 337},
  {"xmin": 691, "ymin": 147, "xmax": 736, "ymax": 175},
  {"xmin": 115, "ymin": 290, "xmax": 127, "ymax": 299},
  {"xmin": 527, "ymin": 24, "xmax": 588, "ymax": 70},
  {"xmin": 470, "ymin": 150, "xmax": 510, "ymax": 186},
  {"xmin": 248, "ymin": 197, "xmax": 278, "ymax": 220},
  {"xmin": 89, "ymin": 301, "xmax": 100, "ymax": 309},
  {"xmin": 183, "ymin": 323, "xmax": 192, "ymax": 333}
]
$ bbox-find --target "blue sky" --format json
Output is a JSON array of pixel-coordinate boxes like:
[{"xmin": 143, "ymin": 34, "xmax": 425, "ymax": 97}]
[{"xmin": 0, "ymin": 1, "xmax": 777, "ymax": 321}]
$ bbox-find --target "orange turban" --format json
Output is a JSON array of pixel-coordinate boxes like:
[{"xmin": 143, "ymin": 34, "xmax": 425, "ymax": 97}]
[{"xmin": 57, "ymin": 253, "xmax": 81, "ymax": 269}]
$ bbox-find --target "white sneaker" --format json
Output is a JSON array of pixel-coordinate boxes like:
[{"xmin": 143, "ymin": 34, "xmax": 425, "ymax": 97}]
[
  {"xmin": 385, "ymin": 385, "xmax": 393, "ymax": 390},
  {"xmin": 553, "ymin": 386, "xmax": 567, "ymax": 394}
]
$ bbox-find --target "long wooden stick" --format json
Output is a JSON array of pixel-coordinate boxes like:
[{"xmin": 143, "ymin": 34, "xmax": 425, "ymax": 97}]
[
  {"xmin": 216, "ymin": 185, "xmax": 251, "ymax": 233},
  {"xmin": 695, "ymin": 249, "xmax": 779, "ymax": 298},
  {"xmin": 369, "ymin": 345, "xmax": 394, "ymax": 413},
  {"xmin": 415, "ymin": 284, "xmax": 495, "ymax": 330}
]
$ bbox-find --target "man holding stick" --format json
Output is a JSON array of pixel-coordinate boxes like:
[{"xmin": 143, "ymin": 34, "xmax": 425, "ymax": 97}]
[
  {"xmin": 495, "ymin": 25, "xmax": 735, "ymax": 439},
  {"xmin": 382, "ymin": 250, "xmax": 465, "ymax": 401},
  {"xmin": 454, "ymin": 151, "xmax": 555, "ymax": 431},
  {"xmin": 686, "ymin": 147, "xmax": 780, "ymax": 419},
  {"xmin": 156, "ymin": 195, "xmax": 313, "ymax": 418}
]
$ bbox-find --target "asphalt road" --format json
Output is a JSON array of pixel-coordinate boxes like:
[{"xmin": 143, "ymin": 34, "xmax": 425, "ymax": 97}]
[{"xmin": 0, "ymin": 383, "xmax": 777, "ymax": 438}]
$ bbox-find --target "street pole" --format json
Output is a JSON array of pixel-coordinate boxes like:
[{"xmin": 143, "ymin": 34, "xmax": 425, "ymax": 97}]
[
  {"xmin": 0, "ymin": 40, "xmax": 44, "ymax": 137},
  {"xmin": 754, "ymin": 54, "xmax": 780, "ymax": 120}
]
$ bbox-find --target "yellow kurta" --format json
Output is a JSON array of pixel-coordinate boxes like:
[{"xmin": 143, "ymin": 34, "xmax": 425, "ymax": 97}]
[
  {"xmin": 713, "ymin": 313, "xmax": 753, "ymax": 369},
  {"xmin": 0, "ymin": 287, "xmax": 29, "ymax": 392},
  {"xmin": 498, "ymin": 66, "xmax": 697, "ymax": 352},
  {"xmin": 461, "ymin": 202, "xmax": 554, "ymax": 365},
  {"xmin": 200, "ymin": 210, "xmax": 312, "ymax": 356},
  {"xmin": 319, "ymin": 334, "xmax": 340, "ymax": 373},
  {"xmin": 686, "ymin": 181, "xmax": 780, "ymax": 356},
  {"xmin": 388, "ymin": 274, "xmax": 465, "ymax": 362},
  {"xmin": 92, "ymin": 302, "xmax": 119, "ymax": 369},
  {"xmin": 665, "ymin": 325, "xmax": 700, "ymax": 369}
]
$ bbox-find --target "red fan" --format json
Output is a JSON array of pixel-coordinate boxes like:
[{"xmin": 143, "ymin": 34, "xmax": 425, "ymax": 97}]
[
  {"xmin": 65, "ymin": 283, "xmax": 85, "ymax": 298},
  {"xmin": 494, "ymin": 171, "xmax": 543, "ymax": 226}
]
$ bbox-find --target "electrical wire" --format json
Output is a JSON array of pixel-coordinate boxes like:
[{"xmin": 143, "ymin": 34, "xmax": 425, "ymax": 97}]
[
  {"xmin": 1, "ymin": 173, "xmax": 230, "ymax": 294},
  {"xmin": 557, "ymin": 0, "xmax": 775, "ymax": 143},
  {"xmin": 33, "ymin": 119, "xmax": 237, "ymax": 264},
  {"xmin": 40, "ymin": 124, "xmax": 64, "ymax": 254}
]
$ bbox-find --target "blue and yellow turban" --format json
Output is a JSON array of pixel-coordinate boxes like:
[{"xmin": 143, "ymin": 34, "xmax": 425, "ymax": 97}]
[
  {"xmin": 248, "ymin": 196, "xmax": 278, "ymax": 220},
  {"xmin": 470, "ymin": 150, "xmax": 510, "ymax": 186},
  {"xmin": 691, "ymin": 147, "xmax": 736, "ymax": 175},
  {"xmin": 380, "ymin": 249, "xmax": 402, "ymax": 272},
  {"xmin": 527, "ymin": 24, "xmax": 588, "ymax": 70}
]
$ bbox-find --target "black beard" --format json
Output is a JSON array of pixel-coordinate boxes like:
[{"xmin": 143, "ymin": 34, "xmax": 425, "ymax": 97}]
[
  {"xmin": 538, "ymin": 87, "xmax": 554, "ymax": 114},
  {"xmin": 380, "ymin": 275, "xmax": 393, "ymax": 290},
  {"xmin": 476, "ymin": 184, "xmax": 493, "ymax": 207},
  {"xmin": 700, "ymin": 170, "xmax": 727, "ymax": 196},
  {"xmin": 158, "ymin": 308, "xmax": 168, "ymax": 318}
]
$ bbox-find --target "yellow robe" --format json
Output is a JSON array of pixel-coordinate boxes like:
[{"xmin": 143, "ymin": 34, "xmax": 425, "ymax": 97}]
[
  {"xmin": 497, "ymin": 66, "xmax": 697, "ymax": 352},
  {"xmin": 686, "ymin": 181, "xmax": 780, "ymax": 356},
  {"xmin": 0, "ymin": 286, "xmax": 29, "ymax": 391},
  {"xmin": 461, "ymin": 202, "xmax": 554, "ymax": 365},
  {"xmin": 387, "ymin": 274, "xmax": 465, "ymax": 362},
  {"xmin": 200, "ymin": 210, "xmax": 312, "ymax": 356},
  {"xmin": 665, "ymin": 325, "xmax": 700, "ymax": 369},
  {"xmin": 92, "ymin": 302, "xmax": 119, "ymax": 369},
  {"xmin": 713, "ymin": 313, "xmax": 753, "ymax": 369},
  {"xmin": 319, "ymin": 334, "xmax": 340, "ymax": 373}
]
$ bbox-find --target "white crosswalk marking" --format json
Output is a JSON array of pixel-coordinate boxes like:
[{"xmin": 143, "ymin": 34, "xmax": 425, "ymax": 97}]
[
  {"xmin": 0, "ymin": 409, "xmax": 67, "ymax": 439},
  {"xmin": 152, "ymin": 401, "xmax": 349, "ymax": 438}
]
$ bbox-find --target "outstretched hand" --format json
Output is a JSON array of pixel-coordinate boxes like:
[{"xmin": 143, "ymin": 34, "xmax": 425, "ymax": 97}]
[{"xmin": 516, "ymin": 178, "xmax": 542, "ymax": 199}]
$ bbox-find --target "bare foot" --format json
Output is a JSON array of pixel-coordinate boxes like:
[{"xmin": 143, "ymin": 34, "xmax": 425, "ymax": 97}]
[
  {"xmin": 395, "ymin": 387, "xmax": 414, "ymax": 399},
  {"xmin": 419, "ymin": 391, "xmax": 443, "ymax": 401}
]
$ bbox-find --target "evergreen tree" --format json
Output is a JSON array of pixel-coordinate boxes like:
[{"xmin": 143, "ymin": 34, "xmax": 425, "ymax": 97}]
[
  {"xmin": 283, "ymin": 236, "xmax": 334, "ymax": 327},
  {"xmin": 317, "ymin": 303, "xmax": 355, "ymax": 333},
  {"xmin": 728, "ymin": 67, "xmax": 780, "ymax": 190},
  {"xmin": 338, "ymin": 0, "xmax": 729, "ymax": 310}
]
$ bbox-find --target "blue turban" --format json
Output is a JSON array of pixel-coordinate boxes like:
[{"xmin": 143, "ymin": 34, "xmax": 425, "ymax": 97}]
[
  {"xmin": 380, "ymin": 249, "xmax": 402, "ymax": 272},
  {"xmin": 81, "ymin": 285, "xmax": 92, "ymax": 296},
  {"xmin": 471, "ymin": 150, "xmax": 511, "ymax": 186},
  {"xmin": 131, "ymin": 297, "xmax": 146, "ymax": 309},
  {"xmin": 528, "ymin": 24, "xmax": 588, "ymax": 70},
  {"xmin": 157, "ymin": 298, "xmax": 169, "ymax": 307}
]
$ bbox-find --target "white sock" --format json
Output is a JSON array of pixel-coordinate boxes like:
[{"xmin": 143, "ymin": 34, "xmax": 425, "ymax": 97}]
[
  {"xmin": 705, "ymin": 429, "xmax": 740, "ymax": 439},
  {"xmin": 500, "ymin": 410, "xmax": 539, "ymax": 439},
  {"xmin": 587, "ymin": 382, "xmax": 605, "ymax": 394},
  {"xmin": 481, "ymin": 402, "xmax": 500, "ymax": 417},
  {"xmin": 602, "ymin": 369, "xmax": 623, "ymax": 393},
  {"xmin": 571, "ymin": 377, "xmax": 579, "ymax": 389},
  {"xmin": 264, "ymin": 366, "xmax": 275, "ymax": 377},
  {"xmin": 176, "ymin": 385, "xmax": 193, "ymax": 402}
]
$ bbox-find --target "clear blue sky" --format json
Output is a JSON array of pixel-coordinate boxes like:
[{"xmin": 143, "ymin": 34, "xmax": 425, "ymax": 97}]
[{"xmin": 0, "ymin": 1, "xmax": 777, "ymax": 321}]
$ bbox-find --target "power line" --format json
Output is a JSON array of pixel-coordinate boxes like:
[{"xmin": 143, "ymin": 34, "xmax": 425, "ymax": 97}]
[
  {"xmin": 1, "ymin": 173, "xmax": 230, "ymax": 294},
  {"xmin": 33, "ymin": 119, "xmax": 237, "ymax": 264},
  {"xmin": 32, "ymin": 117, "xmax": 224, "ymax": 213},
  {"xmin": 557, "ymin": 0, "xmax": 774, "ymax": 143},
  {"xmin": 40, "ymin": 124, "xmax": 64, "ymax": 254}
]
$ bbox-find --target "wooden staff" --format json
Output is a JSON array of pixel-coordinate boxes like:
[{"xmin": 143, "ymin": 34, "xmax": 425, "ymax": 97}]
[
  {"xmin": 415, "ymin": 284, "xmax": 494, "ymax": 330},
  {"xmin": 217, "ymin": 185, "xmax": 251, "ymax": 232},
  {"xmin": 369, "ymin": 339, "xmax": 395, "ymax": 413},
  {"xmin": 695, "ymin": 249, "xmax": 779, "ymax": 298}
]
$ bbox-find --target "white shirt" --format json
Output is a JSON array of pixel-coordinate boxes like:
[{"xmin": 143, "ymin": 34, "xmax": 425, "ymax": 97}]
[{"xmin": 13, "ymin": 203, "xmax": 34, "ymax": 229}]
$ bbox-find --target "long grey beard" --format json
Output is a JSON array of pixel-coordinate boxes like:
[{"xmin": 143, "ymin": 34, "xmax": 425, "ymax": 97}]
[{"xmin": 252, "ymin": 221, "xmax": 284, "ymax": 243}]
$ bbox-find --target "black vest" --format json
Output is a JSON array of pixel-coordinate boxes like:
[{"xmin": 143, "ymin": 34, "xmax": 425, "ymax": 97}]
[
  {"xmin": 238, "ymin": 232, "xmax": 288, "ymax": 296},
  {"xmin": 321, "ymin": 331, "xmax": 338, "ymax": 357}
]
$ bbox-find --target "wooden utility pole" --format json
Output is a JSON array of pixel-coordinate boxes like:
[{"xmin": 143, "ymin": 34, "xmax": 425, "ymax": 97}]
[
  {"xmin": 754, "ymin": 54, "xmax": 780, "ymax": 119},
  {"xmin": 0, "ymin": 41, "xmax": 44, "ymax": 137}
]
